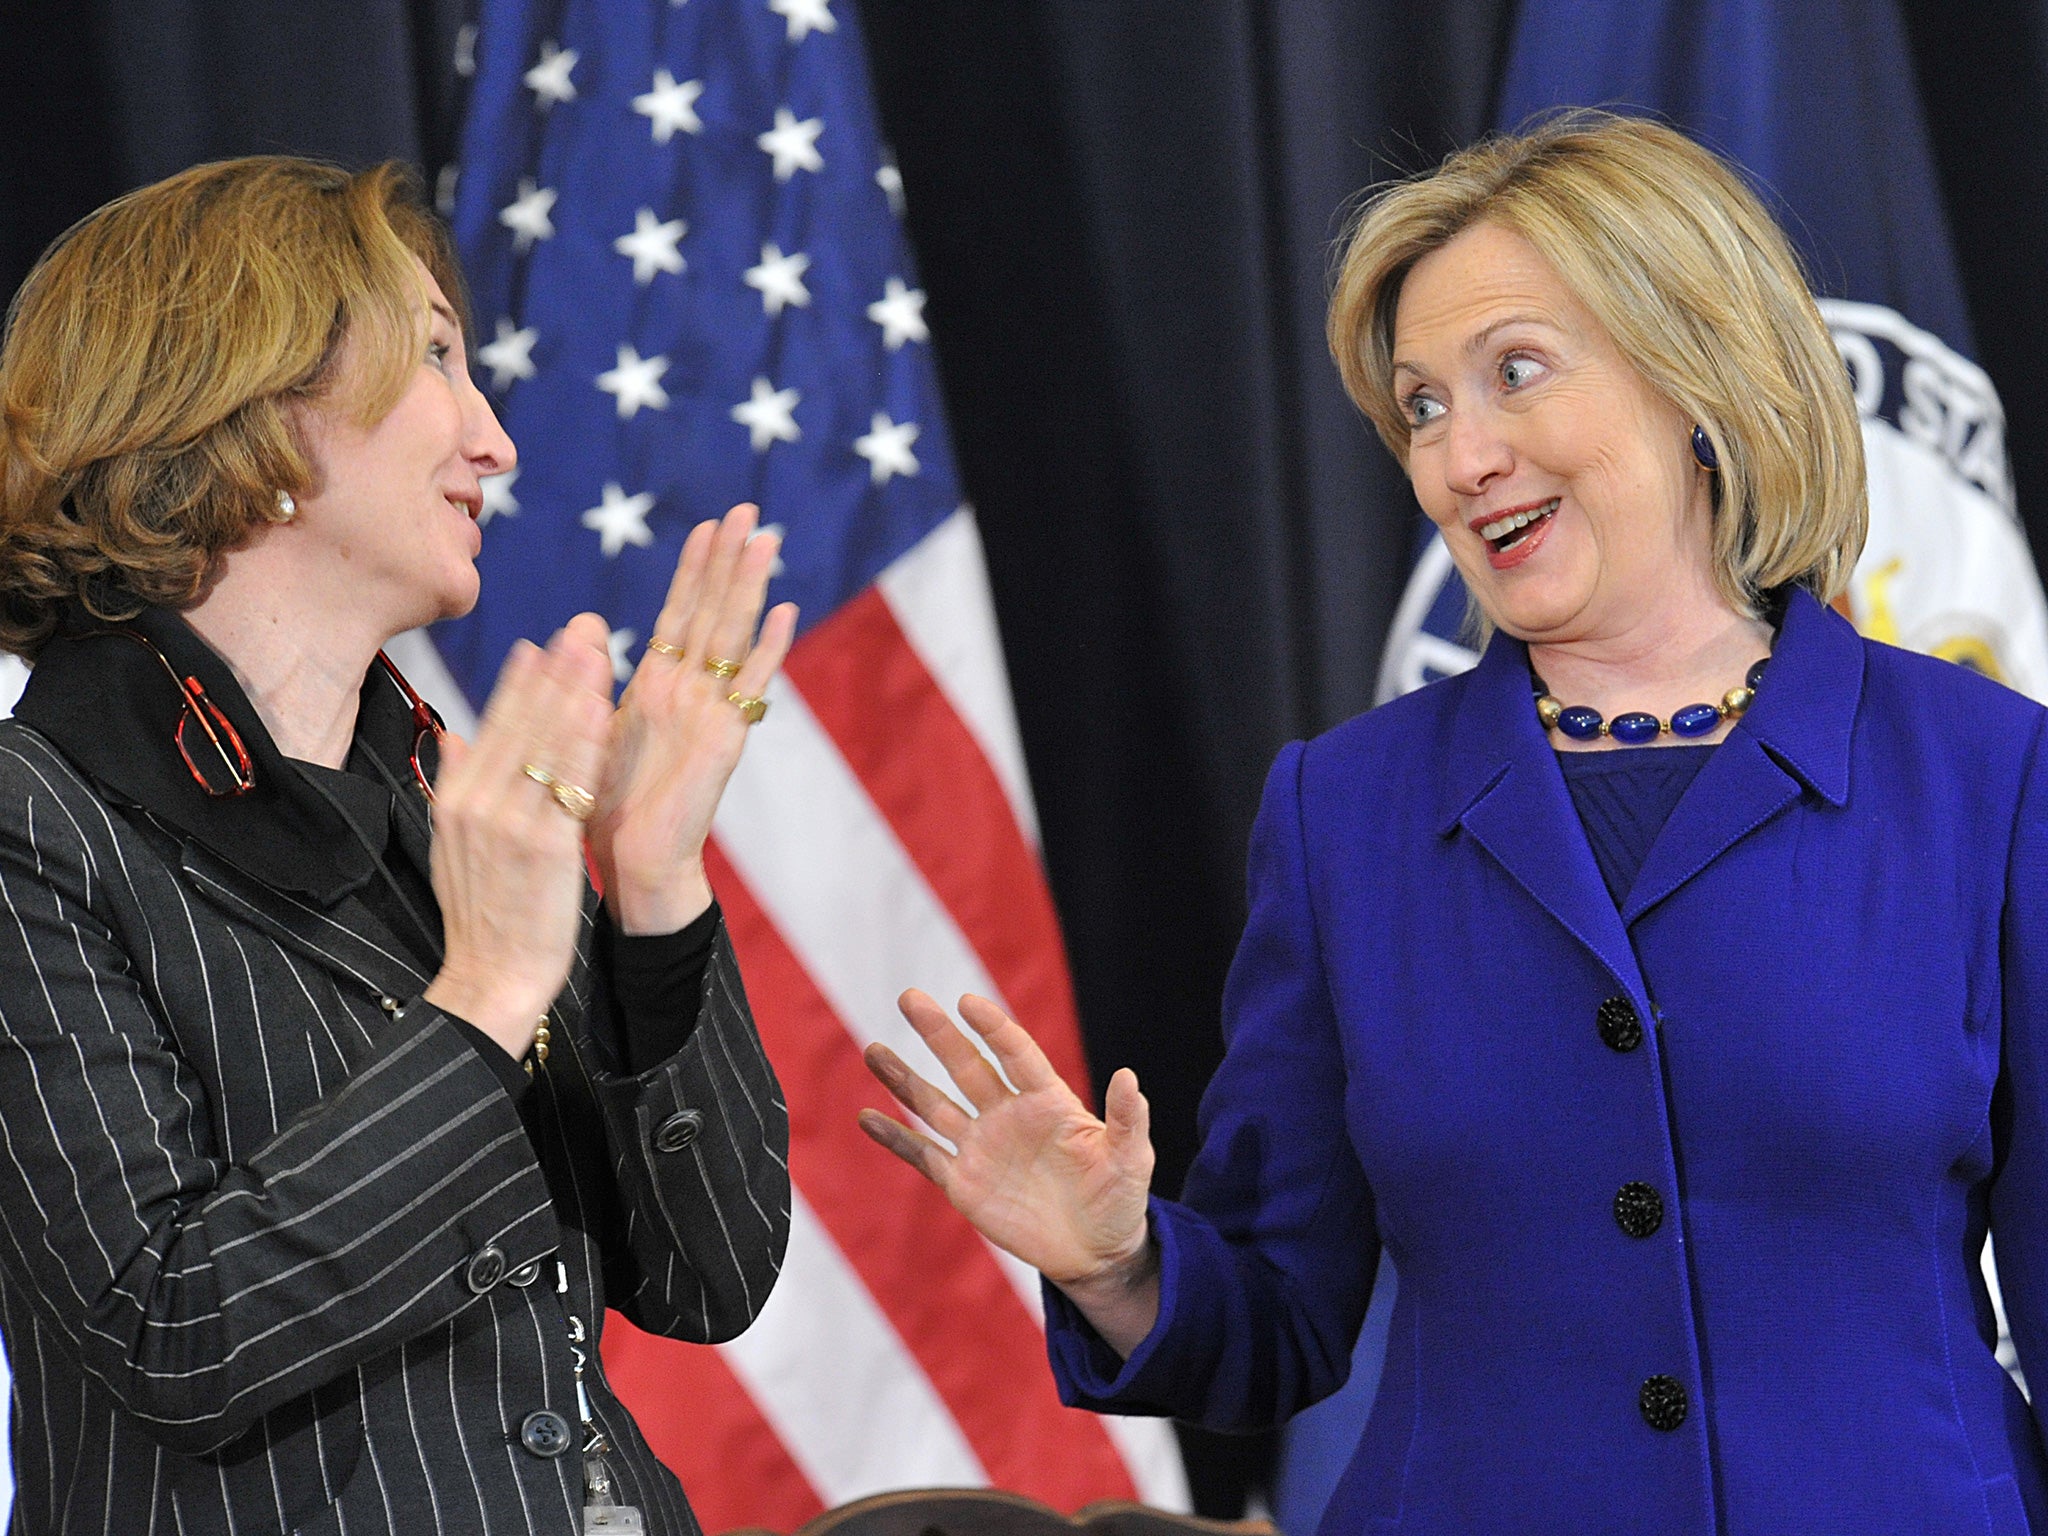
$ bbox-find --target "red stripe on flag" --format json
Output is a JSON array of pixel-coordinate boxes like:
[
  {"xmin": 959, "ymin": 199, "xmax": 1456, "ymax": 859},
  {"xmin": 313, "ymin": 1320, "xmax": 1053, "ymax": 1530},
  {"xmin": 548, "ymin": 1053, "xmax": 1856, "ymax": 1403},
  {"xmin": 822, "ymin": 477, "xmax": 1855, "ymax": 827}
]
[
  {"xmin": 708, "ymin": 840, "xmax": 1141, "ymax": 1506},
  {"xmin": 782, "ymin": 592, "xmax": 1093, "ymax": 1100},
  {"xmin": 602, "ymin": 1311, "xmax": 826, "ymax": 1534}
]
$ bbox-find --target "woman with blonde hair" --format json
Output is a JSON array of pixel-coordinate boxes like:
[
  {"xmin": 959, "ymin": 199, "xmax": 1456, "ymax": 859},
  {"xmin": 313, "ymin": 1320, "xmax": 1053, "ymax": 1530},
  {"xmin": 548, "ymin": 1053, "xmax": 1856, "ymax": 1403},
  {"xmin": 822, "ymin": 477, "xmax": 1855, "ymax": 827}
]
[
  {"xmin": 864, "ymin": 113, "xmax": 2048, "ymax": 1533},
  {"xmin": 0, "ymin": 156, "xmax": 792, "ymax": 1533}
]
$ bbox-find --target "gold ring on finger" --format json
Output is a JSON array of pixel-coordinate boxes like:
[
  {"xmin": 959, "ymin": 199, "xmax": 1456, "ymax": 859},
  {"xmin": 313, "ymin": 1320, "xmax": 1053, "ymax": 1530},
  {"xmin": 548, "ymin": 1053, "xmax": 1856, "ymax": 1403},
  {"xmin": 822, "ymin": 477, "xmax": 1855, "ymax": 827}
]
[
  {"xmin": 522, "ymin": 762, "xmax": 598, "ymax": 821},
  {"xmin": 704, "ymin": 655, "xmax": 743, "ymax": 680},
  {"xmin": 549, "ymin": 779, "xmax": 597, "ymax": 821},
  {"xmin": 727, "ymin": 691, "xmax": 769, "ymax": 725},
  {"xmin": 645, "ymin": 636, "xmax": 686, "ymax": 659}
]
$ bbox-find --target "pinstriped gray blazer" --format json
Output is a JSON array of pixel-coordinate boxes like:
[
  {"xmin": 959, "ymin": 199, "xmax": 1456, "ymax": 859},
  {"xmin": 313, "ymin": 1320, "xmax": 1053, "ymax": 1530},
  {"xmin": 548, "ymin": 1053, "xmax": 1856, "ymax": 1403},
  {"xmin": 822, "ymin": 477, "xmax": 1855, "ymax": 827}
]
[{"xmin": 0, "ymin": 623, "xmax": 791, "ymax": 1535}]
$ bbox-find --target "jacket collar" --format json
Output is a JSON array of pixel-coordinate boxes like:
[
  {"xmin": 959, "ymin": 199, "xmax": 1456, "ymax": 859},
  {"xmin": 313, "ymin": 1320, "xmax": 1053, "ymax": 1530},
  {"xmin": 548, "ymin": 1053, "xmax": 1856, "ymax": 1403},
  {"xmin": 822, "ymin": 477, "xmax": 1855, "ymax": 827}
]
[
  {"xmin": 14, "ymin": 599, "xmax": 440, "ymax": 907},
  {"xmin": 1431, "ymin": 586, "xmax": 1862, "ymax": 988},
  {"xmin": 1619, "ymin": 587, "xmax": 1860, "ymax": 923},
  {"xmin": 1711, "ymin": 585, "xmax": 1860, "ymax": 808}
]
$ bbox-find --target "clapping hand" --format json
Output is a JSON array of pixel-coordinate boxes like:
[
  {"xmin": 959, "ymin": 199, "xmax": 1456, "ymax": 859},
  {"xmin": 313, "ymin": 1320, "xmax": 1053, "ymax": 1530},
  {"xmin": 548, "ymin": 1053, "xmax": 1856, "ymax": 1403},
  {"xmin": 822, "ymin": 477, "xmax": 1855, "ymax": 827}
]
[
  {"xmin": 424, "ymin": 613, "xmax": 616, "ymax": 1057},
  {"xmin": 591, "ymin": 502, "xmax": 797, "ymax": 935},
  {"xmin": 421, "ymin": 503, "xmax": 795, "ymax": 1056}
]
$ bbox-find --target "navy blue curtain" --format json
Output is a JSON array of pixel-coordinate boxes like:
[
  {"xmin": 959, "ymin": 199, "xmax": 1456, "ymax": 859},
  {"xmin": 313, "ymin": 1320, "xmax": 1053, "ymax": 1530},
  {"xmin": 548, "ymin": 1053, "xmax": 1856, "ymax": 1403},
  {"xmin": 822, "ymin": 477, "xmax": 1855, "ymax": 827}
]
[{"xmin": 6, "ymin": 0, "xmax": 2048, "ymax": 1515}]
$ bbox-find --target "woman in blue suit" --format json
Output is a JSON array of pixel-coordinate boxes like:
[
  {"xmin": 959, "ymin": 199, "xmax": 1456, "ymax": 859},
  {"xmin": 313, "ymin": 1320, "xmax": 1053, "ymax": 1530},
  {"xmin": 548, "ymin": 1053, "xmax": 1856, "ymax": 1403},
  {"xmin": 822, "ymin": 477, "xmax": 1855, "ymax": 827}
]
[{"xmin": 859, "ymin": 113, "xmax": 2048, "ymax": 1534}]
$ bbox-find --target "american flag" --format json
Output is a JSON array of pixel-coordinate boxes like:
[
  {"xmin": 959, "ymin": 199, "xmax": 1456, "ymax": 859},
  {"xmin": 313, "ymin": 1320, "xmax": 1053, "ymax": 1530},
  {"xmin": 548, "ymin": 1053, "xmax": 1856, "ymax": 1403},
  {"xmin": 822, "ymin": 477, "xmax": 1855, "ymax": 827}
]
[{"xmin": 401, "ymin": 0, "xmax": 1190, "ymax": 1525}]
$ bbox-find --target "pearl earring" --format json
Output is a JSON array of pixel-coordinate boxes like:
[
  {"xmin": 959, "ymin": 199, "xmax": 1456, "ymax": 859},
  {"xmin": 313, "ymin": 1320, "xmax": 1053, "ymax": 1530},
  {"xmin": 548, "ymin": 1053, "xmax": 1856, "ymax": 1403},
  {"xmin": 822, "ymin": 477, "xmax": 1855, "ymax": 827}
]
[{"xmin": 275, "ymin": 489, "xmax": 297, "ymax": 521}]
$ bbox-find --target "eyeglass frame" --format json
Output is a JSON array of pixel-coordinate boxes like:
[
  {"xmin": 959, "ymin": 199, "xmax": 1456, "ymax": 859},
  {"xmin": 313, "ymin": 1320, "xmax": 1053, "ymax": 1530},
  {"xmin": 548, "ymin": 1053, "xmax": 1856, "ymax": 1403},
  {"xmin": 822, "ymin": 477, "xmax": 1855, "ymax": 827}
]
[
  {"xmin": 375, "ymin": 650, "xmax": 446, "ymax": 803},
  {"xmin": 102, "ymin": 630, "xmax": 445, "ymax": 802}
]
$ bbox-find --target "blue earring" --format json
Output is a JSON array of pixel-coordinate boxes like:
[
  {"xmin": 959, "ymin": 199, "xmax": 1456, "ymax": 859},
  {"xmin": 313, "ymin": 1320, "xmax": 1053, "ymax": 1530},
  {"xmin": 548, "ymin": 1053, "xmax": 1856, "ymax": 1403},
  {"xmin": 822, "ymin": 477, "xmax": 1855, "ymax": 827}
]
[{"xmin": 1691, "ymin": 424, "xmax": 1719, "ymax": 471}]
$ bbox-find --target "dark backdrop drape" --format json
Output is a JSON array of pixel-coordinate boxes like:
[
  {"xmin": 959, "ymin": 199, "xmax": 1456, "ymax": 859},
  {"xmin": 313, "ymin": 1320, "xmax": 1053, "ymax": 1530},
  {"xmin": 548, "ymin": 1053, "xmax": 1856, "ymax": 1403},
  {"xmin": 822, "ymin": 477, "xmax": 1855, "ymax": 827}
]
[{"xmin": 6, "ymin": 0, "xmax": 2048, "ymax": 1514}]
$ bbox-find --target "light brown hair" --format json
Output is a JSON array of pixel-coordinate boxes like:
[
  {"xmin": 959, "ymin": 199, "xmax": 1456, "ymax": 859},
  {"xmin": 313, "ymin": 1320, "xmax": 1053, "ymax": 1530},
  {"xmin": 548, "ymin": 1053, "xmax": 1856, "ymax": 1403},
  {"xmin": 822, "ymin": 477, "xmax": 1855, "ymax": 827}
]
[
  {"xmin": 1328, "ymin": 110, "xmax": 1867, "ymax": 615},
  {"xmin": 0, "ymin": 157, "xmax": 467, "ymax": 657}
]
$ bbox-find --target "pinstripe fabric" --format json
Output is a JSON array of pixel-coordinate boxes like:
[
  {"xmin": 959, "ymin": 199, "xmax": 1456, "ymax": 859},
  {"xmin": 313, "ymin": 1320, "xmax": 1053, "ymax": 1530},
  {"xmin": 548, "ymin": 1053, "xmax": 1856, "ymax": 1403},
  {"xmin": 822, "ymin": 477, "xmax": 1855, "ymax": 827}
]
[{"xmin": 0, "ymin": 722, "xmax": 791, "ymax": 1535}]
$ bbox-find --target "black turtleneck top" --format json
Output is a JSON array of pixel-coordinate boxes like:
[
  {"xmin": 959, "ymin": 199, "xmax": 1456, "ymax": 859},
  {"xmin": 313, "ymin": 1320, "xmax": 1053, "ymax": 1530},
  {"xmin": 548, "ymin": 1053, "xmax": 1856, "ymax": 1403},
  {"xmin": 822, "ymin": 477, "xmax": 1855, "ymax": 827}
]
[{"xmin": 294, "ymin": 750, "xmax": 717, "ymax": 1101}]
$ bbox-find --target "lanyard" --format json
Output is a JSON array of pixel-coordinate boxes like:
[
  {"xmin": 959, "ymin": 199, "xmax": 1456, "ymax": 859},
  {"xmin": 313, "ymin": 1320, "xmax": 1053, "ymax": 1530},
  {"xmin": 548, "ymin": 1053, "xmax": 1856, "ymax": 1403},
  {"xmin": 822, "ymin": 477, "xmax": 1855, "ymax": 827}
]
[{"xmin": 558, "ymin": 1261, "xmax": 645, "ymax": 1534}]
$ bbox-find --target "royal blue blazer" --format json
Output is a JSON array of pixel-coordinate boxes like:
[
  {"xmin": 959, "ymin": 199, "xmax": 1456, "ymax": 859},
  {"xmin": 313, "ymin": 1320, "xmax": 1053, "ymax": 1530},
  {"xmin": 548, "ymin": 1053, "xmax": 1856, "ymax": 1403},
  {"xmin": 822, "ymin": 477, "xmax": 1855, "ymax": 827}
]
[{"xmin": 1047, "ymin": 588, "xmax": 2048, "ymax": 1534}]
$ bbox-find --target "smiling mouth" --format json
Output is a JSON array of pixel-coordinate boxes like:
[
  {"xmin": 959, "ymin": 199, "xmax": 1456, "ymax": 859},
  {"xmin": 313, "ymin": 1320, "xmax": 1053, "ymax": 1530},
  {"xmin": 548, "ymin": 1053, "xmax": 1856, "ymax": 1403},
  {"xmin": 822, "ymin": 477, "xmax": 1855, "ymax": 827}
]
[{"xmin": 1478, "ymin": 498, "xmax": 1558, "ymax": 555}]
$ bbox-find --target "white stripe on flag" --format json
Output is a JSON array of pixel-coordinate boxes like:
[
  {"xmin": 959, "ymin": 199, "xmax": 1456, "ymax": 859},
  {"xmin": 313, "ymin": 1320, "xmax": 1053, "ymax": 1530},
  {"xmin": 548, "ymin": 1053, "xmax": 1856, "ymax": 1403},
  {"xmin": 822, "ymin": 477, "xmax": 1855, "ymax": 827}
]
[
  {"xmin": 877, "ymin": 509, "xmax": 1042, "ymax": 846},
  {"xmin": 720, "ymin": 1189, "xmax": 987, "ymax": 1500},
  {"xmin": 0, "ymin": 656, "xmax": 26, "ymax": 719},
  {"xmin": 1104, "ymin": 1415, "xmax": 1195, "ymax": 1510},
  {"xmin": 713, "ymin": 675, "xmax": 1012, "ymax": 1091}
]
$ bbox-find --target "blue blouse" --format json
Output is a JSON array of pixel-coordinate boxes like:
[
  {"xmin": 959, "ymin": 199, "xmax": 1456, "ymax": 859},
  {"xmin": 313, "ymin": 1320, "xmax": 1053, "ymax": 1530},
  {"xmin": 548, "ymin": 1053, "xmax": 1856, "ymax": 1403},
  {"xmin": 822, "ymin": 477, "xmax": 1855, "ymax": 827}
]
[{"xmin": 1557, "ymin": 745, "xmax": 1717, "ymax": 904}]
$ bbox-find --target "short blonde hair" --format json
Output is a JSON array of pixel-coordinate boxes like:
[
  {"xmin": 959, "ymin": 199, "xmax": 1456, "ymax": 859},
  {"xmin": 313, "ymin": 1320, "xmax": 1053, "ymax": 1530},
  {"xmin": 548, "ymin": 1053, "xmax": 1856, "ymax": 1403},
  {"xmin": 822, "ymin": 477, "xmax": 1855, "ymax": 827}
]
[
  {"xmin": 1328, "ymin": 111, "xmax": 1866, "ymax": 615},
  {"xmin": 0, "ymin": 157, "xmax": 467, "ymax": 658}
]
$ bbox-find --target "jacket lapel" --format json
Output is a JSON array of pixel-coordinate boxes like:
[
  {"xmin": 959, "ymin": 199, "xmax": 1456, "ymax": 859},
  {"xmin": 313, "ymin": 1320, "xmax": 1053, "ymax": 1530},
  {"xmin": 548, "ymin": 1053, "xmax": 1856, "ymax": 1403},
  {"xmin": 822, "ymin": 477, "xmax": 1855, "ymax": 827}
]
[
  {"xmin": 1620, "ymin": 588, "xmax": 1860, "ymax": 925},
  {"xmin": 178, "ymin": 837, "xmax": 433, "ymax": 1005},
  {"xmin": 1435, "ymin": 629, "xmax": 1649, "ymax": 1001}
]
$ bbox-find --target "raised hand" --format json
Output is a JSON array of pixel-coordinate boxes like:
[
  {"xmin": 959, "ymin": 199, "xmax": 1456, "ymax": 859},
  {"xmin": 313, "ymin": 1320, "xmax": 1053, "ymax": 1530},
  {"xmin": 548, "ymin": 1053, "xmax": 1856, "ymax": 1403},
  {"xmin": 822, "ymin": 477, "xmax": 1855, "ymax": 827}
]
[
  {"xmin": 423, "ymin": 613, "xmax": 615, "ymax": 1057},
  {"xmin": 592, "ymin": 502, "xmax": 798, "ymax": 935},
  {"xmin": 859, "ymin": 991, "xmax": 1162, "ymax": 1352}
]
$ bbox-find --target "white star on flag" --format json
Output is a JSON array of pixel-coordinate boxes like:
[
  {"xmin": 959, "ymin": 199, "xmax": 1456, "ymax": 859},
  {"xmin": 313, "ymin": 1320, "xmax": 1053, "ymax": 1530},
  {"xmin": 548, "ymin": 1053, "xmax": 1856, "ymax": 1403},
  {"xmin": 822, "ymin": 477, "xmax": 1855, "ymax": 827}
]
[
  {"xmin": 866, "ymin": 278, "xmax": 928, "ymax": 350},
  {"xmin": 768, "ymin": 0, "xmax": 837, "ymax": 43},
  {"xmin": 754, "ymin": 522, "xmax": 789, "ymax": 577},
  {"xmin": 479, "ymin": 468, "xmax": 520, "ymax": 525},
  {"xmin": 731, "ymin": 376, "xmax": 802, "ymax": 451},
  {"xmin": 477, "ymin": 318, "xmax": 539, "ymax": 390},
  {"xmin": 744, "ymin": 244, "xmax": 813, "ymax": 316},
  {"xmin": 614, "ymin": 209, "xmax": 688, "ymax": 285},
  {"xmin": 499, "ymin": 180, "xmax": 558, "ymax": 252},
  {"xmin": 853, "ymin": 412, "xmax": 920, "ymax": 484},
  {"xmin": 757, "ymin": 107, "xmax": 825, "ymax": 181},
  {"xmin": 876, "ymin": 158, "xmax": 906, "ymax": 216},
  {"xmin": 524, "ymin": 40, "xmax": 578, "ymax": 108},
  {"xmin": 634, "ymin": 69, "xmax": 703, "ymax": 142},
  {"xmin": 596, "ymin": 346, "xmax": 671, "ymax": 419},
  {"xmin": 606, "ymin": 628, "xmax": 638, "ymax": 684},
  {"xmin": 581, "ymin": 482, "xmax": 657, "ymax": 557},
  {"xmin": 454, "ymin": 23, "xmax": 476, "ymax": 77}
]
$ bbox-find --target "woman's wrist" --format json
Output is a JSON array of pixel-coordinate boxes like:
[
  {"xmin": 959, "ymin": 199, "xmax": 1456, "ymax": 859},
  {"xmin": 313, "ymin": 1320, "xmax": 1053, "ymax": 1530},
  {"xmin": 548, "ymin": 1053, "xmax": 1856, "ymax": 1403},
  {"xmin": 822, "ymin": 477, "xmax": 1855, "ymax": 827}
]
[
  {"xmin": 1054, "ymin": 1229, "xmax": 1160, "ymax": 1298},
  {"xmin": 422, "ymin": 971, "xmax": 548, "ymax": 1059},
  {"xmin": 1053, "ymin": 1230, "xmax": 1162, "ymax": 1361},
  {"xmin": 605, "ymin": 859, "xmax": 714, "ymax": 937}
]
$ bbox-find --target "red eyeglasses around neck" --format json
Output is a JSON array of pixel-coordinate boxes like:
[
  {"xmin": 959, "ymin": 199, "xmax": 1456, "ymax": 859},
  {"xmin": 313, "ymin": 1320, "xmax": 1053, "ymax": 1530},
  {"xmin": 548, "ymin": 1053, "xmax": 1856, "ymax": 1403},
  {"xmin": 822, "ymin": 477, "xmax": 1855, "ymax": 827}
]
[{"xmin": 109, "ymin": 631, "xmax": 445, "ymax": 801}]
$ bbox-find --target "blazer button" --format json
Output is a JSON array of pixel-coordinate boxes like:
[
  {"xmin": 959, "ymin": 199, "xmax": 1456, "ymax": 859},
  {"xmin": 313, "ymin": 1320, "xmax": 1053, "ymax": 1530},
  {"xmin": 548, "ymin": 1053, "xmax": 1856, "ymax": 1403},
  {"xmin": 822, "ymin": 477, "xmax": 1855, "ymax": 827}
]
[
  {"xmin": 1597, "ymin": 996, "xmax": 1643, "ymax": 1052},
  {"xmin": 520, "ymin": 1409, "xmax": 574, "ymax": 1458},
  {"xmin": 1613, "ymin": 1182, "xmax": 1664, "ymax": 1238},
  {"xmin": 653, "ymin": 1109, "xmax": 706, "ymax": 1153},
  {"xmin": 464, "ymin": 1245, "xmax": 507, "ymax": 1294},
  {"xmin": 1639, "ymin": 1375, "xmax": 1688, "ymax": 1431},
  {"xmin": 506, "ymin": 1259, "xmax": 543, "ymax": 1288}
]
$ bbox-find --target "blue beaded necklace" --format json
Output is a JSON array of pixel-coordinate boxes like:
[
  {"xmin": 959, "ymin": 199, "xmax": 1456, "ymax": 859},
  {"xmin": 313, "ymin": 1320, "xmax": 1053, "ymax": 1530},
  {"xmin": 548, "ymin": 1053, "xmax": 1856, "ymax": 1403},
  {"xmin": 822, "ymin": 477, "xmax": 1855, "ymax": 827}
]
[{"xmin": 1533, "ymin": 657, "xmax": 1769, "ymax": 744}]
